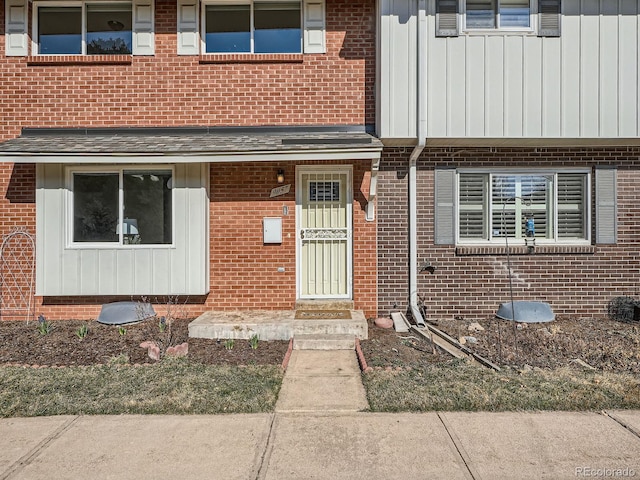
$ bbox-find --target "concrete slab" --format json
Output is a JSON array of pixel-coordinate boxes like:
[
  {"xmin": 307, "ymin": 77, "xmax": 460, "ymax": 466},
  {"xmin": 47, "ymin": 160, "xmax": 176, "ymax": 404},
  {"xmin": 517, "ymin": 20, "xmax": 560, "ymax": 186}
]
[
  {"xmin": 10, "ymin": 414, "xmax": 273, "ymax": 480},
  {"xmin": 262, "ymin": 413, "xmax": 472, "ymax": 480},
  {"xmin": 276, "ymin": 376, "xmax": 369, "ymax": 413},
  {"xmin": 440, "ymin": 411, "xmax": 640, "ymax": 480},
  {"xmin": 276, "ymin": 350, "xmax": 368, "ymax": 412},
  {"xmin": 285, "ymin": 350, "xmax": 361, "ymax": 376},
  {"xmin": 607, "ymin": 410, "xmax": 640, "ymax": 437},
  {"xmin": 189, "ymin": 310, "xmax": 368, "ymax": 341},
  {"xmin": 0, "ymin": 416, "xmax": 75, "ymax": 477}
]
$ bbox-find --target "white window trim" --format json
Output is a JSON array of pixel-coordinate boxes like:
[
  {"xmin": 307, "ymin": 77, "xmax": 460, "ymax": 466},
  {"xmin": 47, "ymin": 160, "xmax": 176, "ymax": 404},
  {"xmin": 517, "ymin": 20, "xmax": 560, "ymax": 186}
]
[
  {"xmin": 200, "ymin": 0, "xmax": 303, "ymax": 55},
  {"xmin": 32, "ymin": 0, "xmax": 134, "ymax": 56},
  {"xmin": 455, "ymin": 168, "xmax": 592, "ymax": 246},
  {"xmin": 65, "ymin": 165, "xmax": 176, "ymax": 249},
  {"xmin": 461, "ymin": 0, "xmax": 538, "ymax": 35}
]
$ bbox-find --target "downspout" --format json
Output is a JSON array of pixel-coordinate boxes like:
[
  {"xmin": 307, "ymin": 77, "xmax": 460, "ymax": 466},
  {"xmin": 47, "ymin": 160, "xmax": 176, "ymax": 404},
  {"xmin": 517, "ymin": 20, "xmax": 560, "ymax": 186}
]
[{"xmin": 409, "ymin": 0, "xmax": 427, "ymax": 327}]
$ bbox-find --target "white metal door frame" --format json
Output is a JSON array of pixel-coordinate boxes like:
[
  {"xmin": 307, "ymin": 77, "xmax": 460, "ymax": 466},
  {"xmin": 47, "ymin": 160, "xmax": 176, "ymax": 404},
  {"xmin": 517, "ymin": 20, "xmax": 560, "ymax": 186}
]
[{"xmin": 296, "ymin": 165, "xmax": 353, "ymax": 300}]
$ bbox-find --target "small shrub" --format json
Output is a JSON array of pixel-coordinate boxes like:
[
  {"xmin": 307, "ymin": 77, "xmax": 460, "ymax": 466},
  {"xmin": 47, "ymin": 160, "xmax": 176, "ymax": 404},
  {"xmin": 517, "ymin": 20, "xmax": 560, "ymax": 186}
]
[
  {"xmin": 249, "ymin": 334, "xmax": 259, "ymax": 350},
  {"xmin": 607, "ymin": 296, "xmax": 640, "ymax": 323},
  {"xmin": 224, "ymin": 339, "xmax": 235, "ymax": 350},
  {"xmin": 158, "ymin": 316, "xmax": 167, "ymax": 333},
  {"xmin": 118, "ymin": 326, "xmax": 127, "ymax": 336},
  {"xmin": 36, "ymin": 315, "xmax": 53, "ymax": 335},
  {"xmin": 76, "ymin": 324, "xmax": 89, "ymax": 340}
]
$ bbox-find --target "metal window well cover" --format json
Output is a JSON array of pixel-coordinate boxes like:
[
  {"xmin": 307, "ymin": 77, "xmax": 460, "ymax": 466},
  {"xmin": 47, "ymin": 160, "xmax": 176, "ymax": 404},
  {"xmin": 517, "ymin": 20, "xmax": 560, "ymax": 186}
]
[
  {"xmin": 97, "ymin": 301, "xmax": 156, "ymax": 325},
  {"xmin": 496, "ymin": 301, "xmax": 555, "ymax": 323}
]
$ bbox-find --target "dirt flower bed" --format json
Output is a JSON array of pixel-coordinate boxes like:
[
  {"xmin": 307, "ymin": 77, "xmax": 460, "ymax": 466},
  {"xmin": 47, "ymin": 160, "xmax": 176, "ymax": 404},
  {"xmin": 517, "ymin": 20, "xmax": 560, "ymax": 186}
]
[
  {"xmin": 434, "ymin": 316, "xmax": 640, "ymax": 374},
  {"xmin": 0, "ymin": 318, "xmax": 289, "ymax": 367}
]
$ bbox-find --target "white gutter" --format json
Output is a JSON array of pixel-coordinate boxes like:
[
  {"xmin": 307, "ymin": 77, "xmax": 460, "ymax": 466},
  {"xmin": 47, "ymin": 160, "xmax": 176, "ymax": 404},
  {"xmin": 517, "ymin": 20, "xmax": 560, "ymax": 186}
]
[{"xmin": 409, "ymin": 0, "xmax": 428, "ymax": 328}]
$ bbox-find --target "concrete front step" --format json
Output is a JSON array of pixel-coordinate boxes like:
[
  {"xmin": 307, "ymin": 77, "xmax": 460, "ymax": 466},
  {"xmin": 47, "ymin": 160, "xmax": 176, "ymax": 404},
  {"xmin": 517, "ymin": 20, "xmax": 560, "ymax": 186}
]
[
  {"xmin": 293, "ymin": 334, "xmax": 355, "ymax": 350},
  {"xmin": 188, "ymin": 310, "xmax": 368, "ymax": 341}
]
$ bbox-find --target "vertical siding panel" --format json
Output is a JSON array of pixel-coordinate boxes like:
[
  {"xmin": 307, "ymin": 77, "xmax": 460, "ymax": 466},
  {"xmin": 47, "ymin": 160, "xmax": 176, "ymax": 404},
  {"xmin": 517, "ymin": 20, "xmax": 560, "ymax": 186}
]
[
  {"xmin": 448, "ymin": 38, "xmax": 466, "ymax": 136},
  {"xmin": 116, "ymin": 250, "xmax": 135, "ymax": 293},
  {"xmin": 428, "ymin": 37, "xmax": 449, "ymax": 137},
  {"xmin": 542, "ymin": 36, "xmax": 562, "ymax": 136},
  {"xmin": 562, "ymin": 0, "xmax": 581, "ymax": 137},
  {"xmin": 523, "ymin": 37, "xmax": 543, "ymax": 136},
  {"xmin": 466, "ymin": 37, "xmax": 486, "ymax": 136},
  {"xmin": 79, "ymin": 250, "xmax": 99, "ymax": 295},
  {"xmin": 600, "ymin": 0, "xmax": 619, "ymax": 136},
  {"xmin": 619, "ymin": 0, "xmax": 638, "ymax": 137},
  {"xmin": 171, "ymin": 164, "xmax": 188, "ymax": 293},
  {"xmin": 98, "ymin": 250, "xmax": 118, "ymax": 293},
  {"xmin": 38, "ymin": 164, "xmax": 65, "ymax": 295},
  {"xmin": 380, "ymin": 0, "xmax": 417, "ymax": 138},
  {"xmin": 580, "ymin": 0, "xmax": 601, "ymax": 137},
  {"xmin": 485, "ymin": 36, "xmax": 505, "ymax": 136},
  {"xmin": 504, "ymin": 35, "xmax": 524, "ymax": 137},
  {"xmin": 133, "ymin": 249, "xmax": 152, "ymax": 293},
  {"xmin": 187, "ymin": 163, "xmax": 205, "ymax": 293},
  {"xmin": 152, "ymin": 249, "xmax": 171, "ymax": 293}
]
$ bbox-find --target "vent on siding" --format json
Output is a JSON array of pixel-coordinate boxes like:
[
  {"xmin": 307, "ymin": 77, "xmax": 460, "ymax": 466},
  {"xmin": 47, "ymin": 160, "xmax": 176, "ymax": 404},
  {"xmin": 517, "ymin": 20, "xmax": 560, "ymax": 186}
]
[
  {"xmin": 538, "ymin": 0, "xmax": 561, "ymax": 37},
  {"xmin": 436, "ymin": 0, "xmax": 459, "ymax": 37}
]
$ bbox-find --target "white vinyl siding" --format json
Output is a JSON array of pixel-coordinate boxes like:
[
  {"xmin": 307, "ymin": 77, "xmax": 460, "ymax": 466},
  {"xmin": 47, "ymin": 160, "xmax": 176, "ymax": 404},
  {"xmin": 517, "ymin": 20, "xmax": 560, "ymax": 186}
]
[
  {"xmin": 35, "ymin": 163, "xmax": 208, "ymax": 296},
  {"xmin": 379, "ymin": 0, "xmax": 640, "ymax": 141}
]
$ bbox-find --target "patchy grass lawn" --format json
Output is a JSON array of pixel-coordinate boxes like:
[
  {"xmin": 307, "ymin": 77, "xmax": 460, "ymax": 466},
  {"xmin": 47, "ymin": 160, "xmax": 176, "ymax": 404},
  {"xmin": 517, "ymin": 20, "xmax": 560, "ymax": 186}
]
[
  {"xmin": 0, "ymin": 358, "xmax": 283, "ymax": 418},
  {"xmin": 362, "ymin": 360, "xmax": 640, "ymax": 412}
]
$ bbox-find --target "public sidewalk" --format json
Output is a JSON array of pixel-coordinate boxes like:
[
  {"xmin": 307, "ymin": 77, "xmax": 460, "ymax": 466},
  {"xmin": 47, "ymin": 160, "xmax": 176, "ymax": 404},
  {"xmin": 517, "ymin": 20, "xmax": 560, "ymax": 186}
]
[{"xmin": 1, "ymin": 410, "xmax": 639, "ymax": 480}]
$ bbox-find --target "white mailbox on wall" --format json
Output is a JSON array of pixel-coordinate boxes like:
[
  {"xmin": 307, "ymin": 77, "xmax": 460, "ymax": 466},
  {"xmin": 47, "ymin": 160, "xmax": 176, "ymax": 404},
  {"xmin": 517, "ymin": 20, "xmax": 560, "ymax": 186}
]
[{"xmin": 263, "ymin": 217, "xmax": 283, "ymax": 244}]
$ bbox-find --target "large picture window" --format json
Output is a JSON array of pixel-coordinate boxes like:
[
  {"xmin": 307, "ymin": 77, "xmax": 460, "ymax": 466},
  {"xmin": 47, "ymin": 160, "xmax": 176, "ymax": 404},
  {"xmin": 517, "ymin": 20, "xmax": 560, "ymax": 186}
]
[
  {"xmin": 466, "ymin": 0, "xmax": 531, "ymax": 30},
  {"xmin": 204, "ymin": 0, "xmax": 301, "ymax": 53},
  {"xmin": 72, "ymin": 168, "xmax": 173, "ymax": 246},
  {"xmin": 457, "ymin": 171, "xmax": 589, "ymax": 243},
  {"xmin": 36, "ymin": 2, "xmax": 133, "ymax": 55}
]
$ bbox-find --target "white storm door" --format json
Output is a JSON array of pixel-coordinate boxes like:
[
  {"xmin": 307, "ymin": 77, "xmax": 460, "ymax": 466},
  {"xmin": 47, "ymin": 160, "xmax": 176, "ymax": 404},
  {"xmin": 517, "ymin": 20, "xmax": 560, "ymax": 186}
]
[{"xmin": 297, "ymin": 167, "xmax": 352, "ymax": 299}]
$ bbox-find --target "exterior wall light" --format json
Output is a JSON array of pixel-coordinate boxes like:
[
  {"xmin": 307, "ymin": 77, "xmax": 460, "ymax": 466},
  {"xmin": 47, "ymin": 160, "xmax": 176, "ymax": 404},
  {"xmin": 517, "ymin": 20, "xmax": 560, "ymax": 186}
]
[{"xmin": 277, "ymin": 169, "xmax": 285, "ymax": 184}]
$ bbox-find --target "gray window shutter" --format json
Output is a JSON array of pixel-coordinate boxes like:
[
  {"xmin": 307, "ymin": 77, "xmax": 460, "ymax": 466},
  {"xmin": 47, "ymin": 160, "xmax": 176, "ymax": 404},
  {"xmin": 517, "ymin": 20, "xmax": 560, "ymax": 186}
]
[
  {"xmin": 595, "ymin": 167, "xmax": 617, "ymax": 244},
  {"xmin": 436, "ymin": 0, "xmax": 458, "ymax": 37},
  {"xmin": 303, "ymin": 0, "xmax": 326, "ymax": 54},
  {"xmin": 132, "ymin": 0, "xmax": 155, "ymax": 55},
  {"xmin": 177, "ymin": 0, "xmax": 199, "ymax": 55},
  {"xmin": 538, "ymin": 0, "xmax": 561, "ymax": 37},
  {"xmin": 435, "ymin": 168, "xmax": 456, "ymax": 245},
  {"xmin": 5, "ymin": 0, "xmax": 28, "ymax": 57}
]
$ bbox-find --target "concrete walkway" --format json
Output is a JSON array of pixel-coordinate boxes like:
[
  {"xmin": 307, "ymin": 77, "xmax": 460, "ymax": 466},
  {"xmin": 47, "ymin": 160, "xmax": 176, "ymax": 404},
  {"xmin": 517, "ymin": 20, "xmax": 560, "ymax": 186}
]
[
  {"xmin": 1, "ymin": 411, "xmax": 639, "ymax": 480},
  {"xmin": 275, "ymin": 350, "xmax": 369, "ymax": 413}
]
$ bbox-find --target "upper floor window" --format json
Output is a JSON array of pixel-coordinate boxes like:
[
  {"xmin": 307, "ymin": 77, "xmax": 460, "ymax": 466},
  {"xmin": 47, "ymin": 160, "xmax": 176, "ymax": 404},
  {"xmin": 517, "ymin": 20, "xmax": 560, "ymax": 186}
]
[
  {"xmin": 435, "ymin": 0, "xmax": 561, "ymax": 37},
  {"xmin": 36, "ymin": 2, "xmax": 133, "ymax": 55},
  {"xmin": 204, "ymin": 1, "xmax": 301, "ymax": 54},
  {"xmin": 466, "ymin": 0, "xmax": 531, "ymax": 30}
]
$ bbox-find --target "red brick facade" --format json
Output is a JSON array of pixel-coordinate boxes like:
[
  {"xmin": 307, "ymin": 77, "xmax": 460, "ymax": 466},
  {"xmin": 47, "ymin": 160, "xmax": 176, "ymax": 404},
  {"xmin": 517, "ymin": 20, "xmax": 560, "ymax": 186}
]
[
  {"xmin": 0, "ymin": 0, "xmax": 378, "ymax": 320},
  {"xmin": 377, "ymin": 147, "xmax": 640, "ymax": 320}
]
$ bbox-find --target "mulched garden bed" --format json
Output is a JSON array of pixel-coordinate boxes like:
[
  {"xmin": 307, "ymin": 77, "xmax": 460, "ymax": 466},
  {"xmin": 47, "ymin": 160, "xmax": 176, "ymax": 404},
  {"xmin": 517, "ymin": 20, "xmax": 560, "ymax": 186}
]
[{"xmin": 0, "ymin": 318, "xmax": 289, "ymax": 367}]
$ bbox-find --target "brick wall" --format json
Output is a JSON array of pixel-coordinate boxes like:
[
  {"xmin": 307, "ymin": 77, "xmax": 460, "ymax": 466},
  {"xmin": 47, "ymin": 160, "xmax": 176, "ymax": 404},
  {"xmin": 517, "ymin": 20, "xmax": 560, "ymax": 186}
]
[
  {"xmin": 378, "ymin": 146, "xmax": 640, "ymax": 320},
  {"xmin": 22, "ymin": 159, "xmax": 377, "ymax": 320},
  {"xmin": 0, "ymin": 0, "xmax": 375, "ymax": 142},
  {"xmin": 0, "ymin": 0, "xmax": 377, "ymax": 320}
]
